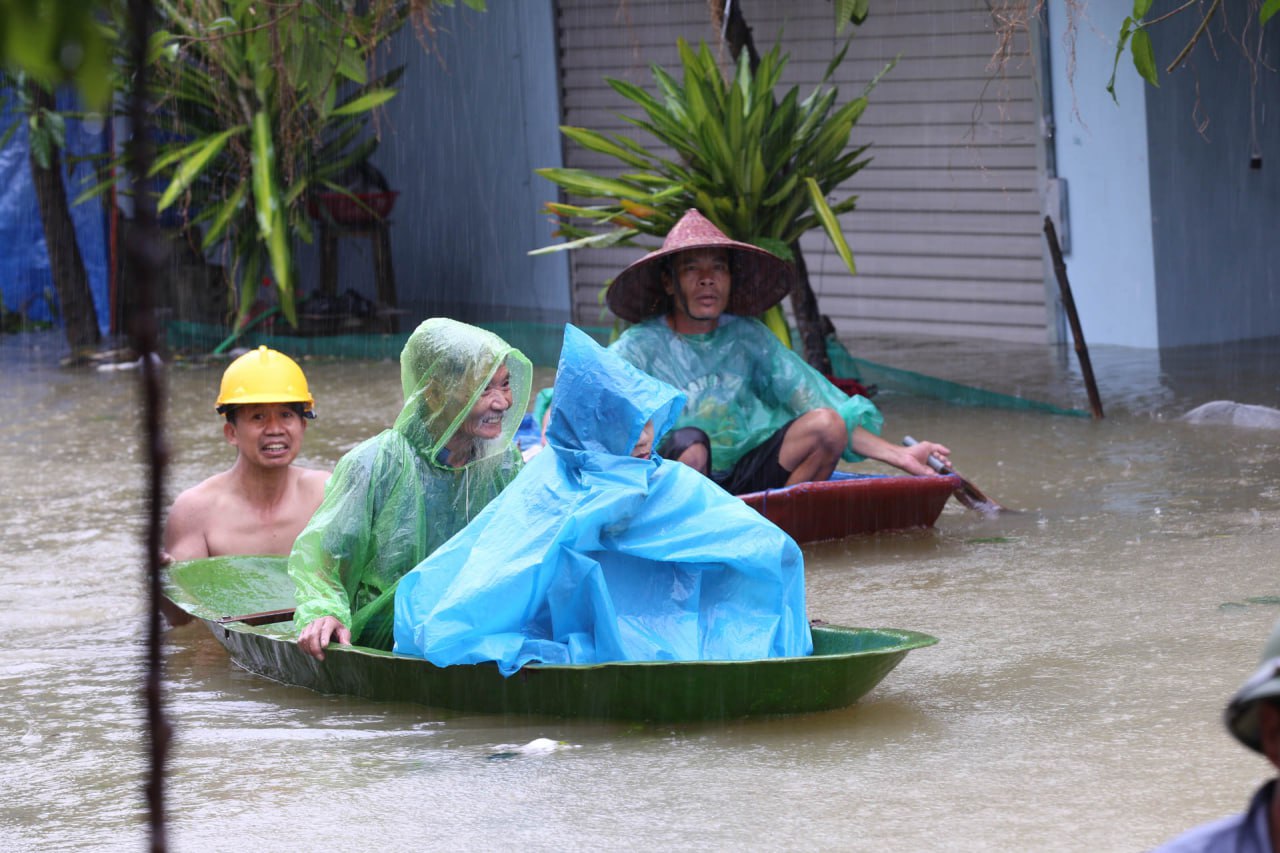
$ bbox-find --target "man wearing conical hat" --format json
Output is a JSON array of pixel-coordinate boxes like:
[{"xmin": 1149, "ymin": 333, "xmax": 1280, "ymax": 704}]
[
  {"xmin": 1153, "ymin": 619, "xmax": 1280, "ymax": 850},
  {"xmin": 604, "ymin": 208, "xmax": 951, "ymax": 494},
  {"xmin": 164, "ymin": 346, "xmax": 330, "ymax": 562}
]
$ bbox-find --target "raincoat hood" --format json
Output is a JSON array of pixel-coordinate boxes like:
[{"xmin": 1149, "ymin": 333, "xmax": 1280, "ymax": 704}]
[
  {"xmin": 397, "ymin": 317, "xmax": 532, "ymax": 467},
  {"xmin": 546, "ymin": 325, "xmax": 685, "ymax": 461},
  {"xmin": 393, "ymin": 323, "xmax": 812, "ymax": 674},
  {"xmin": 288, "ymin": 318, "xmax": 529, "ymax": 651}
]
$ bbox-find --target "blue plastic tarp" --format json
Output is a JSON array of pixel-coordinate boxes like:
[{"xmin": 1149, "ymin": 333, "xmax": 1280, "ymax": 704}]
[
  {"xmin": 0, "ymin": 88, "xmax": 110, "ymax": 333},
  {"xmin": 393, "ymin": 324, "xmax": 813, "ymax": 674}
]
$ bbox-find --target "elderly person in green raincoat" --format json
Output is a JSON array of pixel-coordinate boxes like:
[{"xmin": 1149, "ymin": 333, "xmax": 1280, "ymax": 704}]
[
  {"xmin": 289, "ymin": 318, "xmax": 531, "ymax": 659},
  {"xmin": 598, "ymin": 208, "xmax": 953, "ymax": 495}
]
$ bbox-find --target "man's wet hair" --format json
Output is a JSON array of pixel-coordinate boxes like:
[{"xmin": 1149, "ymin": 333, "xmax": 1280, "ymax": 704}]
[{"xmin": 223, "ymin": 402, "xmax": 315, "ymax": 424}]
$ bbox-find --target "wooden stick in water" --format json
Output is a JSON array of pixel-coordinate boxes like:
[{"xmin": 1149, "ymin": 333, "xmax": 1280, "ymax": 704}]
[{"xmin": 1044, "ymin": 216, "xmax": 1104, "ymax": 419}]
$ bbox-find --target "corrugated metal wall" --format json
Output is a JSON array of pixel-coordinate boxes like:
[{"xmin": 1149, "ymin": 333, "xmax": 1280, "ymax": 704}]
[{"xmin": 552, "ymin": 0, "xmax": 1050, "ymax": 343}]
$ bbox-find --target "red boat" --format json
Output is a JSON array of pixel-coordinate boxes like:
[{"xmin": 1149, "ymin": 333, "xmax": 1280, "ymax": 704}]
[{"xmin": 739, "ymin": 472, "xmax": 961, "ymax": 544}]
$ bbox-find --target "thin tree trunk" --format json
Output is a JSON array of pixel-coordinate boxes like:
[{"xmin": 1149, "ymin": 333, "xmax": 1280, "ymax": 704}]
[
  {"xmin": 26, "ymin": 82, "xmax": 101, "ymax": 354},
  {"xmin": 788, "ymin": 242, "xmax": 832, "ymax": 373},
  {"xmin": 122, "ymin": 0, "xmax": 171, "ymax": 846},
  {"xmin": 713, "ymin": 0, "xmax": 832, "ymax": 374}
]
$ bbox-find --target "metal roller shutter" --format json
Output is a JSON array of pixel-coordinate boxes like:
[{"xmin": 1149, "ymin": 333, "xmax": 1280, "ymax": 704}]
[{"xmin": 553, "ymin": 0, "xmax": 1048, "ymax": 343}]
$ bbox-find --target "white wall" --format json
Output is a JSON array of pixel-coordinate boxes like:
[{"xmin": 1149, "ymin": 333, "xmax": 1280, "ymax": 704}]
[{"xmin": 1048, "ymin": 0, "xmax": 1160, "ymax": 348}]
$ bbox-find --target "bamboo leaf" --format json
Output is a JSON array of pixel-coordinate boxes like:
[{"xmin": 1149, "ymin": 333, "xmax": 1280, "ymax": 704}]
[
  {"xmin": 201, "ymin": 181, "xmax": 249, "ymax": 250},
  {"xmin": 157, "ymin": 126, "xmax": 241, "ymax": 211},
  {"xmin": 1264, "ymin": 0, "xmax": 1280, "ymax": 26},
  {"xmin": 249, "ymin": 110, "xmax": 294, "ymax": 324},
  {"xmin": 330, "ymin": 88, "xmax": 397, "ymax": 116},
  {"xmin": 233, "ymin": 249, "xmax": 262, "ymax": 333},
  {"xmin": 336, "ymin": 40, "xmax": 368, "ymax": 84},
  {"xmin": 805, "ymin": 177, "xmax": 856, "ymax": 275},
  {"xmin": 150, "ymin": 125, "xmax": 245, "ymax": 177}
]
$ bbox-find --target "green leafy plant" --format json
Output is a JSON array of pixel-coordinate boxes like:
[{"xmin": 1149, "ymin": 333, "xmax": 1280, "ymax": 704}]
[
  {"xmin": 87, "ymin": 0, "xmax": 483, "ymax": 331},
  {"xmin": 0, "ymin": 0, "xmax": 113, "ymax": 107},
  {"xmin": 534, "ymin": 38, "xmax": 888, "ymax": 362},
  {"xmin": 1108, "ymin": 0, "xmax": 1278, "ymax": 101}
]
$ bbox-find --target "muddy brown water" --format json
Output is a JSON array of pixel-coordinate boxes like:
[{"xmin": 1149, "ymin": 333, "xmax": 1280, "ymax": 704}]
[{"xmin": 2, "ymin": 330, "xmax": 1278, "ymax": 851}]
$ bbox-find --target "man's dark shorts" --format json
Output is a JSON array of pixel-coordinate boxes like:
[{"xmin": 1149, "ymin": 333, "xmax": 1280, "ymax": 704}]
[{"xmin": 658, "ymin": 420, "xmax": 797, "ymax": 495}]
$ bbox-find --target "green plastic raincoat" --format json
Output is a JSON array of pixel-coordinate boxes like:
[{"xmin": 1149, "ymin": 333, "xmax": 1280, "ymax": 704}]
[
  {"xmin": 609, "ymin": 315, "xmax": 883, "ymax": 472},
  {"xmin": 288, "ymin": 318, "xmax": 531, "ymax": 650}
]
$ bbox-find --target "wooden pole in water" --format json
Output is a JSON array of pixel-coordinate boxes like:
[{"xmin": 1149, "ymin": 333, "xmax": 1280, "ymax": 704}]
[
  {"xmin": 1043, "ymin": 216, "xmax": 1104, "ymax": 419},
  {"xmin": 125, "ymin": 0, "xmax": 171, "ymax": 849}
]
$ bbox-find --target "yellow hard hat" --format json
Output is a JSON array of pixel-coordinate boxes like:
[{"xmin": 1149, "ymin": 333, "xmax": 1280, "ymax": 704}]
[{"xmin": 215, "ymin": 346, "xmax": 315, "ymax": 415}]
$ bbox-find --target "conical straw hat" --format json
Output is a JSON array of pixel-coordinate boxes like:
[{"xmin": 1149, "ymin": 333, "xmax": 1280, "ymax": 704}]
[{"xmin": 605, "ymin": 209, "xmax": 794, "ymax": 323}]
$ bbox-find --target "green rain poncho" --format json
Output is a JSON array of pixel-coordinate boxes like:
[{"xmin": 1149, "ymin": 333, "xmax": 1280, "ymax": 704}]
[
  {"xmin": 609, "ymin": 315, "xmax": 883, "ymax": 473},
  {"xmin": 288, "ymin": 318, "xmax": 531, "ymax": 650}
]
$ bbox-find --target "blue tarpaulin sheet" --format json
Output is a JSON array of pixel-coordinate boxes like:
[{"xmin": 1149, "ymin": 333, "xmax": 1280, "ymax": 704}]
[{"xmin": 0, "ymin": 89, "xmax": 110, "ymax": 333}]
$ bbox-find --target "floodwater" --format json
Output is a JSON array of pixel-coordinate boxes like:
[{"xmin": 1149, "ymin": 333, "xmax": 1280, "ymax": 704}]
[{"xmin": 2, "ymin": 329, "xmax": 1278, "ymax": 852}]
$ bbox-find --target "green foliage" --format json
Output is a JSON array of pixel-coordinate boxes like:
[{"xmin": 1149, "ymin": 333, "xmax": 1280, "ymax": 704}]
[
  {"xmin": 85, "ymin": 0, "xmax": 477, "ymax": 330},
  {"xmin": 1264, "ymin": 0, "xmax": 1280, "ymax": 26},
  {"xmin": 1109, "ymin": 0, "xmax": 1276, "ymax": 101},
  {"xmin": 834, "ymin": 0, "xmax": 870, "ymax": 33},
  {"xmin": 128, "ymin": 2, "xmax": 409, "ymax": 327},
  {"xmin": 1, "ymin": 70, "xmax": 66, "ymax": 168},
  {"xmin": 1107, "ymin": 7, "xmax": 1160, "ymax": 102},
  {"xmin": 534, "ymin": 38, "xmax": 887, "ymax": 287},
  {"xmin": 0, "ymin": 0, "xmax": 113, "ymax": 107}
]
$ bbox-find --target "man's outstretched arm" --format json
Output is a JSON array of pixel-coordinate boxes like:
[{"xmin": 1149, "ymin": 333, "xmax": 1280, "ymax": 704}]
[{"xmin": 849, "ymin": 427, "xmax": 951, "ymax": 476}]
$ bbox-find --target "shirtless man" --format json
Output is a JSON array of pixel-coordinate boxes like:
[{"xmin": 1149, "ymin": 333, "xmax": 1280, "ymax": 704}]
[{"xmin": 164, "ymin": 346, "xmax": 329, "ymax": 562}]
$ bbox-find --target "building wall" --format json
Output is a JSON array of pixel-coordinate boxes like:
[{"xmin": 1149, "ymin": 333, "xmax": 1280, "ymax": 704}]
[
  {"xmin": 332, "ymin": 0, "xmax": 570, "ymax": 326},
  {"xmin": 555, "ymin": 0, "xmax": 1050, "ymax": 343},
  {"xmin": 1145, "ymin": 11, "xmax": 1280, "ymax": 347},
  {"xmin": 1047, "ymin": 1, "xmax": 1159, "ymax": 348}
]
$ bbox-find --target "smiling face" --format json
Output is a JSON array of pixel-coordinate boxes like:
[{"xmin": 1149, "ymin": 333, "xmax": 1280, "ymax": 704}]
[
  {"xmin": 224, "ymin": 403, "xmax": 307, "ymax": 468},
  {"xmin": 663, "ymin": 247, "xmax": 732, "ymax": 334},
  {"xmin": 444, "ymin": 364, "xmax": 513, "ymax": 464}
]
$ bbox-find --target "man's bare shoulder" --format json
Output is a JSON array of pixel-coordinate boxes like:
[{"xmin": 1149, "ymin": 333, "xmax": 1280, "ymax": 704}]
[
  {"xmin": 165, "ymin": 472, "xmax": 235, "ymax": 561},
  {"xmin": 293, "ymin": 465, "xmax": 329, "ymax": 486},
  {"xmin": 170, "ymin": 470, "xmax": 236, "ymax": 514},
  {"xmin": 290, "ymin": 466, "xmax": 330, "ymax": 512}
]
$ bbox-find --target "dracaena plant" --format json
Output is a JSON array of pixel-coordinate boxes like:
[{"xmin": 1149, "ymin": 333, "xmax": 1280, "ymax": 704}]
[
  {"xmin": 535, "ymin": 38, "xmax": 889, "ymax": 358},
  {"xmin": 88, "ymin": 0, "xmax": 482, "ymax": 330}
]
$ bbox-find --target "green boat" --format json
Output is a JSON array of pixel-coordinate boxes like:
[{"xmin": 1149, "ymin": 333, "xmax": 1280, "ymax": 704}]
[{"xmin": 163, "ymin": 555, "xmax": 939, "ymax": 722}]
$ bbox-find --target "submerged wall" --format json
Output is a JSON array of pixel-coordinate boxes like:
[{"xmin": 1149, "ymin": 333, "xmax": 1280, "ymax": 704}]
[
  {"xmin": 1145, "ymin": 12, "xmax": 1280, "ymax": 347},
  {"xmin": 1047, "ymin": 1, "xmax": 1160, "ymax": 348}
]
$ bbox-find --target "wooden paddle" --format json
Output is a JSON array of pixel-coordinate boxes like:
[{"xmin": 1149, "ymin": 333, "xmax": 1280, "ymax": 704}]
[{"xmin": 902, "ymin": 436, "xmax": 1013, "ymax": 515}]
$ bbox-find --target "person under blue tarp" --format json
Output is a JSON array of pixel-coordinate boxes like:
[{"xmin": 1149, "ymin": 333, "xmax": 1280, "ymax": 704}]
[{"xmin": 393, "ymin": 324, "xmax": 813, "ymax": 674}]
